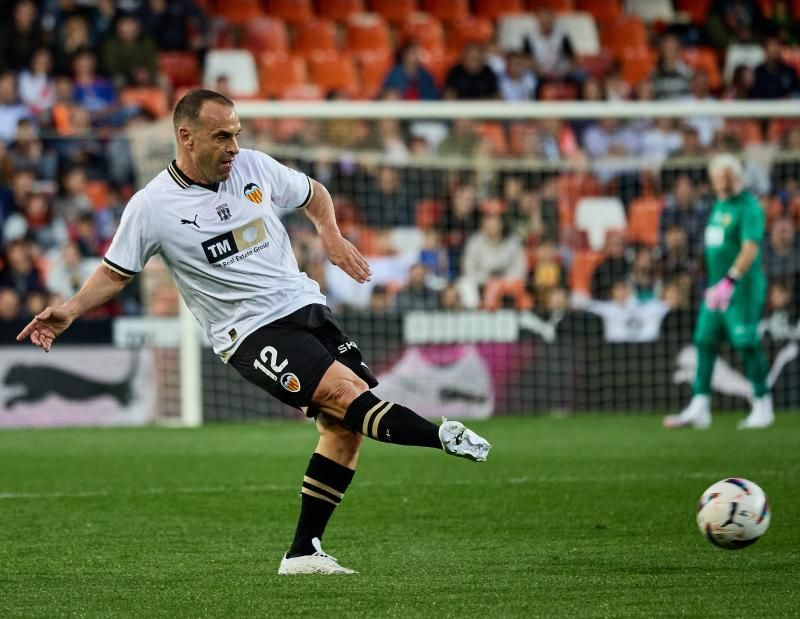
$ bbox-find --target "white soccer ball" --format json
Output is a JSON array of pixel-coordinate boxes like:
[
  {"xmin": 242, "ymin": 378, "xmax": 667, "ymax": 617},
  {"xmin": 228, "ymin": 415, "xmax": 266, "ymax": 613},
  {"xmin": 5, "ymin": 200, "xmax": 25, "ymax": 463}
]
[{"xmin": 696, "ymin": 478, "xmax": 770, "ymax": 549}]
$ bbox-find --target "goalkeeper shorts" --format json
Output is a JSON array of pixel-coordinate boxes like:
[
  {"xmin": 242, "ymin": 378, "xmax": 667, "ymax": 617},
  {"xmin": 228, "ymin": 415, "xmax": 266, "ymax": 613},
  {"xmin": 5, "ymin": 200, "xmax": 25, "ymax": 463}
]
[{"xmin": 228, "ymin": 303, "xmax": 378, "ymax": 412}]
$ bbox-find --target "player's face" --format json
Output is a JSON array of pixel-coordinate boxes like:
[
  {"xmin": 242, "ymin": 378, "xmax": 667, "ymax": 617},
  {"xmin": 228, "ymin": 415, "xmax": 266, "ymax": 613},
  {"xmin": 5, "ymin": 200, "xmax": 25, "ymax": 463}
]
[
  {"xmin": 191, "ymin": 102, "xmax": 241, "ymax": 183},
  {"xmin": 710, "ymin": 168, "xmax": 735, "ymax": 199}
]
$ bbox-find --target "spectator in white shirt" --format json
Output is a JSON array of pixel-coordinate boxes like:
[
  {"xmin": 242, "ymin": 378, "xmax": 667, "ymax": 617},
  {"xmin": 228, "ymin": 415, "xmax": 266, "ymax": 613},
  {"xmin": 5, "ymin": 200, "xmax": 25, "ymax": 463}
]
[
  {"xmin": 498, "ymin": 52, "xmax": 537, "ymax": 102},
  {"xmin": 18, "ymin": 48, "xmax": 55, "ymax": 115},
  {"xmin": 523, "ymin": 8, "xmax": 576, "ymax": 81}
]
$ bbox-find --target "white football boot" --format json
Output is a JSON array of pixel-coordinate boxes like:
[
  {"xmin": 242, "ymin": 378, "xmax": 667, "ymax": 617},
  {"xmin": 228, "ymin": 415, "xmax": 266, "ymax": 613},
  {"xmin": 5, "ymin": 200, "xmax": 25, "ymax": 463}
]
[
  {"xmin": 438, "ymin": 418, "xmax": 491, "ymax": 462},
  {"xmin": 738, "ymin": 395, "xmax": 775, "ymax": 429},
  {"xmin": 278, "ymin": 537, "xmax": 356, "ymax": 575},
  {"xmin": 663, "ymin": 394, "xmax": 711, "ymax": 429}
]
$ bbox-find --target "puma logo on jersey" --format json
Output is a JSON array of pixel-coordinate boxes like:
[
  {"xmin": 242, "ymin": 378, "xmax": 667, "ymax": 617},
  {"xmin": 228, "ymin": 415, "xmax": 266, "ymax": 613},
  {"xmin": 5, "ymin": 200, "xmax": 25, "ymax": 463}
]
[
  {"xmin": 180, "ymin": 214, "xmax": 199, "ymax": 228},
  {"xmin": 244, "ymin": 182, "xmax": 263, "ymax": 204}
]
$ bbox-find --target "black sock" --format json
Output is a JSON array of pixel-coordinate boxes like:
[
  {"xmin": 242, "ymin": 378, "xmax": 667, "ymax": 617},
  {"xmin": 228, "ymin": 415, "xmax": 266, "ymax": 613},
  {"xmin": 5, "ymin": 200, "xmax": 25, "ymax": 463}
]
[
  {"xmin": 287, "ymin": 453, "xmax": 354, "ymax": 558},
  {"xmin": 342, "ymin": 391, "xmax": 441, "ymax": 448}
]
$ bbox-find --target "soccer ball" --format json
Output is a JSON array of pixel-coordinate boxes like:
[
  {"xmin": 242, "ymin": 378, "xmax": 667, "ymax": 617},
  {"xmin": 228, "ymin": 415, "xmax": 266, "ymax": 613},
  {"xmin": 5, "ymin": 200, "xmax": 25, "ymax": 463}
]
[{"xmin": 697, "ymin": 478, "xmax": 770, "ymax": 549}]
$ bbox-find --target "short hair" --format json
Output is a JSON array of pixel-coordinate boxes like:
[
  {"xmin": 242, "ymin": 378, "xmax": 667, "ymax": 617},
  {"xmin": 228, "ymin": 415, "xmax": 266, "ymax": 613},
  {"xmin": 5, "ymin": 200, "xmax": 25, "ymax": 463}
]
[
  {"xmin": 173, "ymin": 89, "xmax": 234, "ymax": 131},
  {"xmin": 708, "ymin": 153, "xmax": 743, "ymax": 180}
]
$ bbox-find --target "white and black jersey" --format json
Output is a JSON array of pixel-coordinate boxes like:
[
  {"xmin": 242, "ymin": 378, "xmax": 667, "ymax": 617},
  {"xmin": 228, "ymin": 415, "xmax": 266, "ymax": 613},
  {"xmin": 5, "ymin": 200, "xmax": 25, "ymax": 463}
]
[{"xmin": 104, "ymin": 148, "xmax": 326, "ymax": 361}]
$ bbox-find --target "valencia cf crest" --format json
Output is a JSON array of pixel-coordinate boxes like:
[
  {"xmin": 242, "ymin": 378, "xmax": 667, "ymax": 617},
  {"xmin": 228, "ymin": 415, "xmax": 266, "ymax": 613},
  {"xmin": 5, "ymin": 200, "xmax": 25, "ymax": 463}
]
[
  {"xmin": 281, "ymin": 372, "xmax": 301, "ymax": 393},
  {"xmin": 243, "ymin": 182, "xmax": 263, "ymax": 204}
]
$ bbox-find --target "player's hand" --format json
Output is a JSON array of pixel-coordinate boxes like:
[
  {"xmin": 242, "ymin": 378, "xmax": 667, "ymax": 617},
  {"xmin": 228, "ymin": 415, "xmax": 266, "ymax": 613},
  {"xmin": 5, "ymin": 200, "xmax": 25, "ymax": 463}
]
[
  {"xmin": 321, "ymin": 233, "xmax": 372, "ymax": 283},
  {"xmin": 16, "ymin": 306, "xmax": 76, "ymax": 352},
  {"xmin": 705, "ymin": 276, "xmax": 736, "ymax": 311}
]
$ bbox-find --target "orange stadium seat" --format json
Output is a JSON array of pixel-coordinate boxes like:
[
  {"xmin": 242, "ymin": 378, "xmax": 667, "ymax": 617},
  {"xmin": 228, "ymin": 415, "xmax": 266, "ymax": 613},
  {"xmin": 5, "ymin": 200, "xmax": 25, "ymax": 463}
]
[
  {"xmin": 346, "ymin": 13, "xmax": 392, "ymax": 57},
  {"xmin": 158, "ymin": 52, "xmax": 201, "ymax": 88},
  {"xmin": 683, "ymin": 47, "xmax": 723, "ymax": 90},
  {"xmin": 358, "ymin": 51, "xmax": 393, "ymax": 98},
  {"xmin": 280, "ymin": 83, "xmax": 324, "ymax": 99},
  {"xmin": 675, "ymin": 0, "xmax": 712, "ymax": 23},
  {"xmin": 447, "ymin": 17, "xmax": 494, "ymax": 53},
  {"xmin": 526, "ymin": 0, "xmax": 574, "ymax": 10},
  {"xmin": 415, "ymin": 199, "xmax": 443, "ymax": 228},
  {"xmin": 600, "ymin": 15, "xmax": 648, "ymax": 56},
  {"xmin": 620, "ymin": 48, "xmax": 656, "ymax": 84},
  {"xmin": 263, "ymin": 0, "xmax": 313, "ymax": 23},
  {"xmin": 570, "ymin": 250, "xmax": 604, "ymax": 294},
  {"xmin": 370, "ymin": 0, "xmax": 417, "ymax": 24},
  {"xmin": 293, "ymin": 19, "xmax": 338, "ymax": 57},
  {"xmin": 474, "ymin": 0, "xmax": 525, "ymax": 20},
  {"xmin": 258, "ymin": 52, "xmax": 307, "ymax": 98},
  {"xmin": 214, "ymin": 0, "xmax": 262, "ymax": 24},
  {"xmin": 402, "ymin": 12, "xmax": 445, "ymax": 52},
  {"xmin": 780, "ymin": 46, "xmax": 800, "ymax": 74},
  {"xmin": 120, "ymin": 87, "xmax": 169, "ymax": 118},
  {"xmin": 725, "ymin": 119, "xmax": 763, "ymax": 145},
  {"xmin": 308, "ymin": 51, "xmax": 360, "ymax": 96},
  {"xmin": 575, "ymin": 0, "xmax": 621, "ymax": 20},
  {"xmin": 420, "ymin": 0, "xmax": 469, "ymax": 22},
  {"xmin": 318, "ymin": 0, "xmax": 366, "ymax": 20},
  {"xmin": 628, "ymin": 197, "xmax": 664, "ymax": 247},
  {"xmin": 557, "ymin": 172, "xmax": 602, "ymax": 207},
  {"xmin": 476, "ymin": 122, "xmax": 509, "ymax": 155},
  {"xmin": 242, "ymin": 16, "xmax": 288, "ymax": 54}
]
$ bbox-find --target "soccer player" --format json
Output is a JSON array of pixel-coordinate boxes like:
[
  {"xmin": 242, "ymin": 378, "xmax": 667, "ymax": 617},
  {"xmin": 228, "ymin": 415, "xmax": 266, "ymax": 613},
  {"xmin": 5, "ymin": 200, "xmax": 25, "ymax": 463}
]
[
  {"xmin": 664, "ymin": 153, "xmax": 773, "ymax": 430},
  {"xmin": 16, "ymin": 89, "xmax": 491, "ymax": 574}
]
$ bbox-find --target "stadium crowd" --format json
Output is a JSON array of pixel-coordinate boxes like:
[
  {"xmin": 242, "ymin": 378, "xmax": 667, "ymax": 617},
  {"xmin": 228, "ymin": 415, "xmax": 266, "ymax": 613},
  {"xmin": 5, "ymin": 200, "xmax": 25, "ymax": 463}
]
[{"xmin": 1, "ymin": 0, "xmax": 800, "ymax": 326}]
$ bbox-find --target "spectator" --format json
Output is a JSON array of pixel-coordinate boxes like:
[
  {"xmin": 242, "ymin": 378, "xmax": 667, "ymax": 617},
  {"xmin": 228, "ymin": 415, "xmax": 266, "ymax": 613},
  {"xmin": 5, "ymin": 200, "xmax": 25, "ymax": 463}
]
[
  {"xmin": 438, "ymin": 118, "xmax": 481, "ymax": 156},
  {"xmin": 523, "ymin": 7, "xmax": 577, "ymax": 81},
  {"xmin": 53, "ymin": 15, "xmax": 94, "ymax": 76},
  {"xmin": 368, "ymin": 284, "xmax": 393, "ymax": 315},
  {"xmin": 0, "ymin": 72, "xmax": 30, "ymax": 144},
  {"xmin": 751, "ymin": 34, "xmax": 800, "ymax": 99},
  {"xmin": 529, "ymin": 240, "xmax": 567, "ymax": 308},
  {"xmin": 590, "ymin": 231, "xmax": 629, "ymax": 300},
  {"xmin": 660, "ymin": 174, "xmax": 710, "ymax": 252},
  {"xmin": 585, "ymin": 279, "xmax": 672, "ymax": 343},
  {"xmin": 419, "ymin": 229, "xmax": 450, "ymax": 281},
  {"xmin": 3, "ymin": 192, "xmax": 68, "ymax": 255},
  {"xmin": 102, "ymin": 13, "xmax": 159, "ymax": 86},
  {"xmin": 440, "ymin": 284, "xmax": 462, "ymax": 310},
  {"xmin": 73, "ymin": 212, "xmax": 107, "ymax": 257},
  {"xmin": 18, "ymin": 48, "xmax": 56, "ymax": 116},
  {"xmin": 45, "ymin": 240, "xmax": 97, "ymax": 301},
  {"xmin": 381, "ymin": 44, "xmax": 439, "ymax": 101},
  {"xmin": 769, "ymin": 0, "xmax": 800, "ymax": 45},
  {"xmin": 724, "ymin": 64, "xmax": 755, "ymax": 99},
  {"xmin": 767, "ymin": 279, "xmax": 794, "ymax": 314},
  {"xmin": 629, "ymin": 247, "xmax": 662, "ymax": 301},
  {"xmin": 71, "ymin": 50, "xmax": 117, "ymax": 119},
  {"xmin": 662, "ymin": 127, "xmax": 709, "ymax": 187},
  {"xmin": 659, "ymin": 226, "xmax": 701, "ymax": 307},
  {"xmin": 460, "ymin": 214, "xmax": 527, "ymax": 308},
  {"xmin": 439, "ymin": 182, "xmax": 480, "ymax": 268},
  {"xmin": 0, "ymin": 239, "xmax": 46, "ymax": 306},
  {"xmin": 762, "ymin": 217, "xmax": 800, "ymax": 295},
  {"xmin": 683, "ymin": 72, "xmax": 724, "ymax": 146},
  {"xmin": 582, "ymin": 119, "xmax": 641, "ymax": 159},
  {"xmin": 56, "ymin": 166, "xmax": 92, "ymax": 225},
  {"xmin": 0, "ymin": 0, "xmax": 42, "ymax": 73},
  {"xmin": 444, "ymin": 44, "xmax": 498, "ymax": 100},
  {"xmin": 7, "ymin": 118, "xmax": 58, "ymax": 180},
  {"xmin": 362, "ymin": 166, "xmax": 412, "ymax": 228},
  {"xmin": 140, "ymin": 0, "xmax": 209, "ymax": 53},
  {"xmin": 707, "ymin": 0, "xmax": 766, "ymax": 50},
  {"xmin": 395, "ymin": 263, "xmax": 439, "ymax": 313},
  {"xmin": 497, "ymin": 52, "xmax": 537, "ymax": 102},
  {"xmin": 641, "ymin": 118, "xmax": 683, "ymax": 163},
  {"xmin": 0, "ymin": 286, "xmax": 21, "ymax": 320},
  {"xmin": 651, "ymin": 34, "xmax": 693, "ymax": 100}
]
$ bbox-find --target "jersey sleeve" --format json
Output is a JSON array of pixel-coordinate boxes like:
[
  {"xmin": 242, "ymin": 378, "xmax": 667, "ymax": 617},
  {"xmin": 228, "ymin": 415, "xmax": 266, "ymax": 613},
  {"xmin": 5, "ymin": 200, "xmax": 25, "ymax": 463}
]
[
  {"xmin": 103, "ymin": 191, "xmax": 160, "ymax": 276},
  {"xmin": 258, "ymin": 152, "xmax": 313, "ymax": 209},
  {"xmin": 740, "ymin": 193, "xmax": 765, "ymax": 245}
]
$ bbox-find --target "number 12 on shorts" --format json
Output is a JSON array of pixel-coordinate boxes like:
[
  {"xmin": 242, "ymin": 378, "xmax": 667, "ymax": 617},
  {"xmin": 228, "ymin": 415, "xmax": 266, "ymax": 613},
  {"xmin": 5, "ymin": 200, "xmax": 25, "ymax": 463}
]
[{"xmin": 253, "ymin": 345, "xmax": 288, "ymax": 380}]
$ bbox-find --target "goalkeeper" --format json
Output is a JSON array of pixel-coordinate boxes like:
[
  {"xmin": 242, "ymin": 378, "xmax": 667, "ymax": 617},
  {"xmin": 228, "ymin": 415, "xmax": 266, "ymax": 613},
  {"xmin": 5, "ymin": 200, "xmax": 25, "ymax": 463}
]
[{"xmin": 664, "ymin": 154, "xmax": 773, "ymax": 430}]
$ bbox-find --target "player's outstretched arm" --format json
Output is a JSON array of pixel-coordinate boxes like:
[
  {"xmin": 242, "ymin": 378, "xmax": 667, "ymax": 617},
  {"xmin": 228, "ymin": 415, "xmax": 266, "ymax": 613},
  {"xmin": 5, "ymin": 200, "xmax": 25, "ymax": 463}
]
[
  {"xmin": 16, "ymin": 265, "xmax": 132, "ymax": 352},
  {"xmin": 304, "ymin": 179, "xmax": 372, "ymax": 283}
]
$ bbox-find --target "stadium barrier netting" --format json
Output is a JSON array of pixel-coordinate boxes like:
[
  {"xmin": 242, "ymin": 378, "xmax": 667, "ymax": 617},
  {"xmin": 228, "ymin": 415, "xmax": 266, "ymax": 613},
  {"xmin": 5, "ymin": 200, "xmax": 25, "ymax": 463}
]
[{"xmin": 121, "ymin": 101, "xmax": 800, "ymax": 424}]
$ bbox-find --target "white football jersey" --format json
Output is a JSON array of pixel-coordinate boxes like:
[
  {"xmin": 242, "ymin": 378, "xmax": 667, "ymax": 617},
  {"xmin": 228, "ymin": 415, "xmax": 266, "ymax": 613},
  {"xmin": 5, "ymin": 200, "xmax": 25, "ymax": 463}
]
[{"xmin": 104, "ymin": 148, "xmax": 326, "ymax": 360}]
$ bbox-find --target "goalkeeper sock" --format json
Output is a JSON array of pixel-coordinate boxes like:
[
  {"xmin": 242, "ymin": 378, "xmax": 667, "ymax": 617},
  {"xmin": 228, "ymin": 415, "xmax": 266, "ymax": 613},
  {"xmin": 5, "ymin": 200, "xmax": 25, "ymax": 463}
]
[
  {"xmin": 287, "ymin": 453, "xmax": 354, "ymax": 558},
  {"xmin": 693, "ymin": 344, "xmax": 717, "ymax": 396},
  {"xmin": 742, "ymin": 346, "xmax": 769, "ymax": 398},
  {"xmin": 342, "ymin": 391, "xmax": 441, "ymax": 448}
]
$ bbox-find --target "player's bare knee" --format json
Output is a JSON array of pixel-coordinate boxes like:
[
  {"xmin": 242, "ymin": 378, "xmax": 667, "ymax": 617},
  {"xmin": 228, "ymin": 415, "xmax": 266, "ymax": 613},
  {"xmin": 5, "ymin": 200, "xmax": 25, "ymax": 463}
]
[{"xmin": 318, "ymin": 376, "xmax": 368, "ymax": 412}]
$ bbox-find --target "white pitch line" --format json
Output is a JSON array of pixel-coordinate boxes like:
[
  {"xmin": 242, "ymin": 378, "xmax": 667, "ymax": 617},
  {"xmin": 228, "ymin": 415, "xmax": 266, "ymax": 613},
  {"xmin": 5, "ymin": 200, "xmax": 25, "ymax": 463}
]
[{"xmin": 0, "ymin": 470, "xmax": 792, "ymax": 501}]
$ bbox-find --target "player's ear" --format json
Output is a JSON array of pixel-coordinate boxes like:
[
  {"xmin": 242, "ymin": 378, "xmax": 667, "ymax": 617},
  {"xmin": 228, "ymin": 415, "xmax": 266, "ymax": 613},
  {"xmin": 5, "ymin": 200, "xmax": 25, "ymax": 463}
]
[{"xmin": 178, "ymin": 126, "xmax": 194, "ymax": 150}]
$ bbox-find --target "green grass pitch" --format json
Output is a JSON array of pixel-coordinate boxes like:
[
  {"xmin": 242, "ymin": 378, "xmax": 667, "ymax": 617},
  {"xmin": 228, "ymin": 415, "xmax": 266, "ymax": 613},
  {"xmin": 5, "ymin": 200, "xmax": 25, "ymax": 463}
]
[{"xmin": 0, "ymin": 415, "xmax": 798, "ymax": 618}]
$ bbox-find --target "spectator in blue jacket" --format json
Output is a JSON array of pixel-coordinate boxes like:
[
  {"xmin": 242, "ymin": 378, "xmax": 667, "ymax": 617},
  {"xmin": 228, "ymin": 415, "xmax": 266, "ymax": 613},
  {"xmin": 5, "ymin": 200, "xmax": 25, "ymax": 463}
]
[{"xmin": 381, "ymin": 44, "xmax": 439, "ymax": 101}]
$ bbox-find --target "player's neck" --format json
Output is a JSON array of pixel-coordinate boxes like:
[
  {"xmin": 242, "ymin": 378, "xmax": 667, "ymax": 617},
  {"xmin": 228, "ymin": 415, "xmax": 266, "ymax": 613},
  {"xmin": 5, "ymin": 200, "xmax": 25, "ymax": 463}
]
[{"xmin": 174, "ymin": 156, "xmax": 213, "ymax": 186}]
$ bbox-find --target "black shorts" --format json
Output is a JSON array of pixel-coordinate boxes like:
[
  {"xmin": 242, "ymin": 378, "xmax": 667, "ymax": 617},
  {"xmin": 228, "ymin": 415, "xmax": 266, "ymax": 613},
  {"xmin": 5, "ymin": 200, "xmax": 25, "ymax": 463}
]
[{"xmin": 229, "ymin": 304, "xmax": 377, "ymax": 412}]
